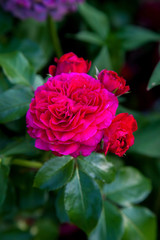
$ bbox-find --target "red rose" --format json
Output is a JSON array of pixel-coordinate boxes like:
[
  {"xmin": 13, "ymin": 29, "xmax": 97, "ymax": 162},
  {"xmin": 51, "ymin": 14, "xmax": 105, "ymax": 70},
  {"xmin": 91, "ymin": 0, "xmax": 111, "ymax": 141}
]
[
  {"xmin": 49, "ymin": 52, "xmax": 91, "ymax": 76},
  {"xmin": 104, "ymin": 113, "xmax": 138, "ymax": 157},
  {"xmin": 26, "ymin": 73, "xmax": 118, "ymax": 157},
  {"xmin": 98, "ymin": 69, "xmax": 130, "ymax": 96}
]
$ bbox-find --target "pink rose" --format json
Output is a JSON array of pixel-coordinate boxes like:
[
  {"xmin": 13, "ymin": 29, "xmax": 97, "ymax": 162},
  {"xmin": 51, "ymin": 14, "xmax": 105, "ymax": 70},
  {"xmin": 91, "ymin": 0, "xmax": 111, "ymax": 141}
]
[
  {"xmin": 104, "ymin": 113, "xmax": 138, "ymax": 157},
  {"xmin": 26, "ymin": 73, "xmax": 118, "ymax": 157},
  {"xmin": 49, "ymin": 52, "xmax": 91, "ymax": 76},
  {"xmin": 98, "ymin": 69, "xmax": 130, "ymax": 96}
]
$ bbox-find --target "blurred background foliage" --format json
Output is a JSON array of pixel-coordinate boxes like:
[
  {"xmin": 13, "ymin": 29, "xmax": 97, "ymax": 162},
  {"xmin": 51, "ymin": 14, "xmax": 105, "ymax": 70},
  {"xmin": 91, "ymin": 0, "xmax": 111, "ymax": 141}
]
[{"xmin": 0, "ymin": 0, "xmax": 160, "ymax": 239}]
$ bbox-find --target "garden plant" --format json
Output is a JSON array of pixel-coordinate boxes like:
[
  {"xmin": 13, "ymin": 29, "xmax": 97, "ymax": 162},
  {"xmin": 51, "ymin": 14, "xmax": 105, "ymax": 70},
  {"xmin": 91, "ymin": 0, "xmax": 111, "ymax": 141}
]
[{"xmin": 0, "ymin": 0, "xmax": 160, "ymax": 240}]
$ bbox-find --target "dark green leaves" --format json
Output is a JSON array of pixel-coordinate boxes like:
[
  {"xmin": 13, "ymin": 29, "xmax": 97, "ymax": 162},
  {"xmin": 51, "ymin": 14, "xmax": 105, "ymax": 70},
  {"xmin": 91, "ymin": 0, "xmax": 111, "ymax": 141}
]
[
  {"xmin": 78, "ymin": 152, "xmax": 115, "ymax": 183},
  {"xmin": 90, "ymin": 46, "xmax": 112, "ymax": 75},
  {"xmin": 122, "ymin": 207, "xmax": 157, "ymax": 240},
  {"xmin": 118, "ymin": 25, "xmax": 160, "ymax": 50},
  {"xmin": 90, "ymin": 203, "xmax": 157, "ymax": 240},
  {"xmin": 103, "ymin": 167, "xmax": 151, "ymax": 206},
  {"xmin": 0, "ymin": 52, "xmax": 35, "ymax": 86},
  {"xmin": 74, "ymin": 31, "xmax": 104, "ymax": 46},
  {"xmin": 89, "ymin": 201, "xmax": 124, "ymax": 240},
  {"xmin": 79, "ymin": 3, "xmax": 109, "ymax": 39},
  {"xmin": 132, "ymin": 121, "xmax": 160, "ymax": 158},
  {"xmin": 0, "ymin": 87, "xmax": 33, "ymax": 123},
  {"xmin": 147, "ymin": 61, "xmax": 160, "ymax": 90},
  {"xmin": 34, "ymin": 156, "xmax": 74, "ymax": 191},
  {"xmin": 64, "ymin": 168, "xmax": 102, "ymax": 234},
  {"xmin": 89, "ymin": 166, "xmax": 156, "ymax": 240}
]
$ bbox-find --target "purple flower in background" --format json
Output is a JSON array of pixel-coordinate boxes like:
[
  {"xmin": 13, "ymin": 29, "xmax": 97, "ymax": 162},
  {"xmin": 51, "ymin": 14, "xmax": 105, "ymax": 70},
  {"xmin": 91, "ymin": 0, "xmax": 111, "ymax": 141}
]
[{"xmin": 0, "ymin": 0, "xmax": 84, "ymax": 21}]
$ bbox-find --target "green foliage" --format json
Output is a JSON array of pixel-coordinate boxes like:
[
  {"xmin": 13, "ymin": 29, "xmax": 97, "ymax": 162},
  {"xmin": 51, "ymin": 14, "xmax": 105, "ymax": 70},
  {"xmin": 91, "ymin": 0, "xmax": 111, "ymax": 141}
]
[
  {"xmin": 132, "ymin": 120, "xmax": 160, "ymax": 158},
  {"xmin": 0, "ymin": 87, "xmax": 33, "ymax": 123},
  {"xmin": 15, "ymin": 19, "xmax": 53, "ymax": 62},
  {"xmin": 64, "ymin": 168, "xmax": 102, "ymax": 234},
  {"xmin": 90, "ymin": 46, "xmax": 112, "ymax": 74},
  {"xmin": 55, "ymin": 188, "xmax": 69, "ymax": 223},
  {"xmin": 118, "ymin": 25, "xmax": 160, "ymax": 50},
  {"xmin": 147, "ymin": 61, "xmax": 160, "ymax": 90},
  {"xmin": 79, "ymin": 3, "xmax": 109, "ymax": 39},
  {"xmin": 89, "ymin": 201, "xmax": 124, "ymax": 240},
  {"xmin": 0, "ymin": 137, "xmax": 41, "ymax": 157},
  {"xmin": 122, "ymin": 206, "xmax": 157, "ymax": 240},
  {"xmin": 89, "ymin": 166, "xmax": 156, "ymax": 240},
  {"xmin": 0, "ymin": 52, "xmax": 35, "ymax": 86},
  {"xmin": 34, "ymin": 156, "xmax": 74, "ymax": 190},
  {"xmin": 0, "ymin": 39, "xmax": 46, "ymax": 72},
  {"xmin": 103, "ymin": 167, "xmax": 151, "ymax": 206},
  {"xmin": 0, "ymin": 1, "xmax": 159, "ymax": 239},
  {"xmin": 74, "ymin": 31, "xmax": 104, "ymax": 46},
  {"xmin": 78, "ymin": 152, "xmax": 115, "ymax": 183}
]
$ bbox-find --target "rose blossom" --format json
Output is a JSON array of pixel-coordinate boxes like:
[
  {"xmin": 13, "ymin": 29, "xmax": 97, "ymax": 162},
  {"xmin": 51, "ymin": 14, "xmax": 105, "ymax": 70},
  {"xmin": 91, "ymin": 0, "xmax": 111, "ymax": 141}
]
[
  {"xmin": 26, "ymin": 73, "xmax": 118, "ymax": 157},
  {"xmin": 0, "ymin": 0, "xmax": 84, "ymax": 21},
  {"xmin": 104, "ymin": 113, "xmax": 138, "ymax": 157},
  {"xmin": 49, "ymin": 52, "xmax": 91, "ymax": 76},
  {"xmin": 98, "ymin": 69, "xmax": 130, "ymax": 96}
]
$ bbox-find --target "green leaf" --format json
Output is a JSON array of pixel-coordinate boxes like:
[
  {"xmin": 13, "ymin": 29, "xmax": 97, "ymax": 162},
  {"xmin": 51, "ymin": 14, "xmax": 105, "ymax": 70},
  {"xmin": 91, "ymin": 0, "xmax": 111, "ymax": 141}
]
[
  {"xmin": 132, "ymin": 120, "xmax": 160, "ymax": 158},
  {"xmin": 89, "ymin": 201, "xmax": 124, "ymax": 240},
  {"xmin": 32, "ymin": 75, "xmax": 44, "ymax": 91},
  {"xmin": 118, "ymin": 25, "xmax": 160, "ymax": 50},
  {"xmin": 15, "ymin": 19, "xmax": 53, "ymax": 62},
  {"xmin": 103, "ymin": 167, "xmax": 151, "ymax": 206},
  {"xmin": 78, "ymin": 152, "xmax": 115, "ymax": 183},
  {"xmin": 34, "ymin": 156, "xmax": 74, "ymax": 191},
  {"xmin": 122, "ymin": 206, "xmax": 157, "ymax": 240},
  {"xmin": 17, "ymin": 39, "xmax": 46, "ymax": 71},
  {"xmin": 147, "ymin": 61, "xmax": 160, "ymax": 90},
  {"xmin": 79, "ymin": 3, "xmax": 109, "ymax": 39},
  {"xmin": 0, "ymin": 38, "xmax": 46, "ymax": 72},
  {"xmin": 64, "ymin": 168, "xmax": 102, "ymax": 234},
  {"xmin": 90, "ymin": 46, "xmax": 112, "ymax": 75},
  {"xmin": 55, "ymin": 188, "xmax": 69, "ymax": 223},
  {"xmin": 0, "ymin": 87, "xmax": 33, "ymax": 123},
  {"xmin": 0, "ymin": 52, "xmax": 35, "ymax": 86},
  {"xmin": 0, "ymin": 137, "xmax": 41, "ymax": 157},
  {"xmin": 0, "ymin": 160, "xmax": 10, "ymax": 207},
  {"xmin": 74, "ymin": 31, "xmax": 104, "ymax": 45}
]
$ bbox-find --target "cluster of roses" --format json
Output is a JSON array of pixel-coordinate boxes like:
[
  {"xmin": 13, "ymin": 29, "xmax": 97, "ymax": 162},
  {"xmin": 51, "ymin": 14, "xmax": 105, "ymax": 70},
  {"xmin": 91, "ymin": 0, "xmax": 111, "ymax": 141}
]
[
  {"xmin": 26, "ymin": 52, "xmax": 137, "ymax": 158},
  {"xmin": 0, "ymin": 0, "xmax": 84, "ymax": 21}
]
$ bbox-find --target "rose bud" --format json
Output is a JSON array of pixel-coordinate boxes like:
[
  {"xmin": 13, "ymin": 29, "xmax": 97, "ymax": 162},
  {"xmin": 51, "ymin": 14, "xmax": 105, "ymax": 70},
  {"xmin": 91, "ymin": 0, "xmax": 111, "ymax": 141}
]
[
  {"xmin": 49, "ymin": 52, "xmax": 91, "ymax": 76},
  {"xmin": 98, "ymin": 69, "xmax": 130, "ymax": 96},
  {"xmin": 104, "ymin": 113, "xmax": 138, "ymax": 157}
]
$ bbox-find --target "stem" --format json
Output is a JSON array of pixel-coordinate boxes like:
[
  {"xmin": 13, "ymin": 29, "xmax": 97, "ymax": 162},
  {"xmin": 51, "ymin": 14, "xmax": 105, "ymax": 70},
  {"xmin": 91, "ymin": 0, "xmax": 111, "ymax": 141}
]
[
  {"xmin": 48, "ymin": 16, "xmax": 63, "ymax": 58},
  {"xmin": 12, "ymin": 159, "xmax": 42, "ymax": 169}
]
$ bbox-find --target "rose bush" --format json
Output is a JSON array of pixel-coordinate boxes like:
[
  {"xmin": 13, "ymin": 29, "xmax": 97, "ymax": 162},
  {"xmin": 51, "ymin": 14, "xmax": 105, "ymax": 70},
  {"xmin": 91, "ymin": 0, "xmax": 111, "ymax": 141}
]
[
  {"xmin": 49, "ymin": 52, "xmax": 91, "ymax": 76},
  {"xmin": 104, "ymin": 113, "xmax": 138, "ymax": 157},
  {"xmin": 26, "ymin": 72, "xmax": 118, "ymax": 157}
]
